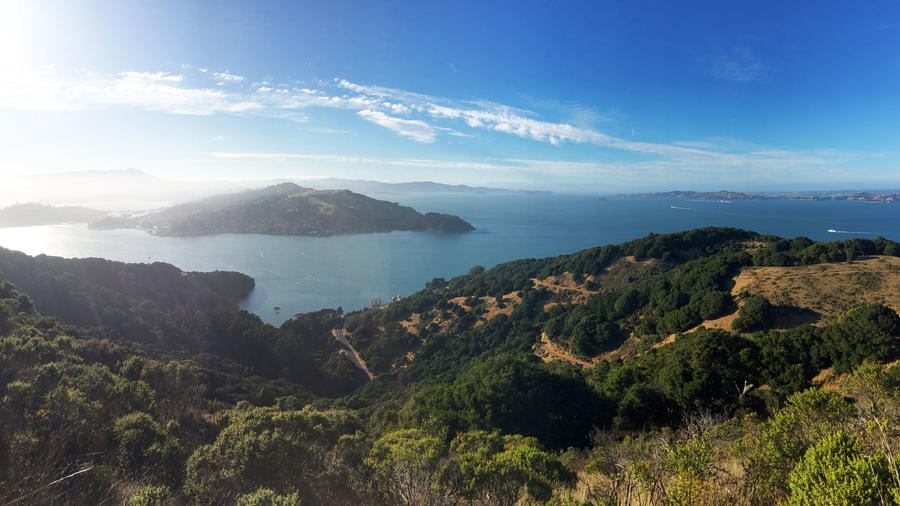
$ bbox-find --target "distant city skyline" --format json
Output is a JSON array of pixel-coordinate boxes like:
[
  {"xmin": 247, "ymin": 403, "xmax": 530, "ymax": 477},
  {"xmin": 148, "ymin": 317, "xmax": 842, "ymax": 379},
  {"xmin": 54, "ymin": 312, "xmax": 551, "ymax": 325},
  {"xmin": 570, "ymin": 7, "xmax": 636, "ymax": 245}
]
[{"xmin": 1, "ymin": 0, "xmax": 899, "ymax": 192}]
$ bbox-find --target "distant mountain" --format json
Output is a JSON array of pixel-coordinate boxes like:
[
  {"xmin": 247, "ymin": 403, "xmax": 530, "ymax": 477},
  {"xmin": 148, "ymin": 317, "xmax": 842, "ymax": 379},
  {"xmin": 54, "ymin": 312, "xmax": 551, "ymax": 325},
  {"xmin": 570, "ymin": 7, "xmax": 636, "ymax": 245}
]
[
  {"xmin": 619, "ymin": 189, "xmax": 899, "ymax": 202},
  {"xmin": 90, "ymin": 182, "xmax": 476, "ymax": 236},
  {"xmin": 0, "ymin": 203, "xmax": 109, "ymax": 228},
  {"xmin": 1, "ymin": 169, "xmax": 551, "ymax": 211},
  {"xmin": 1, "ymin": 169, "xmax": 255, "ymax": 210},
  {"xmin": 293, "ymin": 178, "xmax": 550, "ymax": 195}
]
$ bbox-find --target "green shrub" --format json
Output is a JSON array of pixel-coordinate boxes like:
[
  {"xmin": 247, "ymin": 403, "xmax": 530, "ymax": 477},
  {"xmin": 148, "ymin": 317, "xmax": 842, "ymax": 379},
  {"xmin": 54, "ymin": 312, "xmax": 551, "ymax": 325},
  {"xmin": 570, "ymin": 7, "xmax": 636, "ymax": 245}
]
[
  {"xmin": 737, "ymin": 389, "xmax": 853, "ymax": 500},
  {"xmin": 129, "ymin": 485, "xmax": 170, "ymax": 506},
  {"xmin": 788, "ymin": 430, "xmax": 892, "ymax": 505},
  {"xmin": 451, "ymin": 430, "xmax": 575, "ymax": 504},
  {"xmin": 237, "ymin": 488, "xmax": 302, "ymax": 506},
  {"xmin": 113, "ymin": 412, "xmax": 185, "ymax": 486}
]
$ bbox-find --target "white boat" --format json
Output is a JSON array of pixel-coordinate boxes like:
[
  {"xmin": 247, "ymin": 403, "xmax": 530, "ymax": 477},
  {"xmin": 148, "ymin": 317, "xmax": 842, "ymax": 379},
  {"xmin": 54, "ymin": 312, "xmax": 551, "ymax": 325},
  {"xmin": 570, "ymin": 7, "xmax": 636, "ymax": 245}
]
[{"xmin": 827, "ymin": 229, "xmax": 838, "ymax": 233}]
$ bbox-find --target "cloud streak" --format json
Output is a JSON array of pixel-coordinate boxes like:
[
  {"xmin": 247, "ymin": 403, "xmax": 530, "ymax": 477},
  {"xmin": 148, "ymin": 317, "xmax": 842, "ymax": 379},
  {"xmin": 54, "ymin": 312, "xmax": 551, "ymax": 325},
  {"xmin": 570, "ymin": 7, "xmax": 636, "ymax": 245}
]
[
  {"xmin": 202, "ymin": 148, "xmax": 845, "ymax": 184},
  {"xmin": 357, "ymin": 109, "xmax": 436, "ymax": 143},
  {"xmin": 0, "ymin": 64, "xmax": 847, "ymax": 182},
  {"xmin": 0, "ymin": 68, "xmax": 263, "ymax": 116}
]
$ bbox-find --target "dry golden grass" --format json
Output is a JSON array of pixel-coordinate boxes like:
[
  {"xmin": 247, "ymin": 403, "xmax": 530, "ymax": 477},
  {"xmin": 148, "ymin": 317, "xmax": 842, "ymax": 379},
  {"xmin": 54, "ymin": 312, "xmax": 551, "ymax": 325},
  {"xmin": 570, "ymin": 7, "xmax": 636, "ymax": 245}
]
[
  {"xmin": 656, "ymin": 255, "xmax": 900, "ymax": 348},
  {"xmin": 811, "ymin": 367, "xmax": 849, "ymax": 393},
  {"xmin": 399, "ymin": 312, "xmax": 421, "ymax": 335},
  {"xmin": 533, "ymin": 332, "xmax": 598, "ymax": 369},
  {"xmin": 531, "ymin": 272, "xmax": 599, "ymax": 300},
  {"xmin": 731, "ymin": 255, "xmax": 900, "ymax": 324}
]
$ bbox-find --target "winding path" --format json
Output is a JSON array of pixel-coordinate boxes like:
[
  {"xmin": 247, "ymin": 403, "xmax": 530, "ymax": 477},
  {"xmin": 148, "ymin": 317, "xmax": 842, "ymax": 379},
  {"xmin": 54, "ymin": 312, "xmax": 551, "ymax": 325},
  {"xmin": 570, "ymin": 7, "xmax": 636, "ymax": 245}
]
[{"xmin": 332, "ymin": 327, "xmax": 374, "ymax": 381}]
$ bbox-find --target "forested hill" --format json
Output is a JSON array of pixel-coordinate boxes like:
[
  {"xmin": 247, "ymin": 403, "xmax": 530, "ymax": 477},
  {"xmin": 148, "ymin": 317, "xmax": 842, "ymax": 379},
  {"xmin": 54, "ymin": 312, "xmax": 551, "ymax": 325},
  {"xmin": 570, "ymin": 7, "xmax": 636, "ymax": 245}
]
[
  {"xmin": 4, "ymin": 228, "xmax": 900, "ymax": 504},
  {"xmin": 0, "ymin": 247, "xmax": 369, "ymax": 397},
  {"xmin": 89, "ymin": 182, "xmax": 475, "ymax": 236}
]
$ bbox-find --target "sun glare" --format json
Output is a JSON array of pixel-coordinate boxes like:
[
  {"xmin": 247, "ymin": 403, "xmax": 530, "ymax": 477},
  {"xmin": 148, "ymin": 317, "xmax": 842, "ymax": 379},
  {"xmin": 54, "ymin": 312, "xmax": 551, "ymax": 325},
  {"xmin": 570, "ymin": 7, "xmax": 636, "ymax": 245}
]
[{"xmin": 0, "ymin": 0, "xmax": 33, "ymax": 67}]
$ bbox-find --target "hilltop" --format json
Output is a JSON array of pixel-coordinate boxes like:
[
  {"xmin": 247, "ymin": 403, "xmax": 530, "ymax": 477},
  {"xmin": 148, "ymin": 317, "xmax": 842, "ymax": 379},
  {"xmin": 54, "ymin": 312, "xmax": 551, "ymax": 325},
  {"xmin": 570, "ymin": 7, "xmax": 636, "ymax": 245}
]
[
  {"xmin": 292, "ymin": 177, "xmax": 545, "ymax": 195},
  {"xmin": 90, "ymin": 182, "xmax": 475, "ymax": 236}
]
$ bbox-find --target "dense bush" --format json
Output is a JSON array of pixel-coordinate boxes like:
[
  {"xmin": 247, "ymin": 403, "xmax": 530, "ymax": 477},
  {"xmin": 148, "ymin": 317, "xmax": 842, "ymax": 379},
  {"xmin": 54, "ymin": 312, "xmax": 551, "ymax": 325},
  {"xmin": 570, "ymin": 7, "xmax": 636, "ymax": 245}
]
[{"xmin": 733, "ymin": 295, "xmax": 773, "ymax": 331}]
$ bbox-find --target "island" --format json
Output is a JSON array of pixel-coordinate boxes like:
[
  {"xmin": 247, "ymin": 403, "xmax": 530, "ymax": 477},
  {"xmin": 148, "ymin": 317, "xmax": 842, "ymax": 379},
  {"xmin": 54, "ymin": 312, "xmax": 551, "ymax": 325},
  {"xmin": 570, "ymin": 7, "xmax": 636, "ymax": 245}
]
[
  {"xmin": 618, "ymin": 189, "xmax": 899, "ymax": 202},
  {"xmin": 0, "ymin": 203, "xmax": 109, "ymax": 228},
  {"xmin": 89, "ymin": 182, "xmax": 475, "ymax": 236}
]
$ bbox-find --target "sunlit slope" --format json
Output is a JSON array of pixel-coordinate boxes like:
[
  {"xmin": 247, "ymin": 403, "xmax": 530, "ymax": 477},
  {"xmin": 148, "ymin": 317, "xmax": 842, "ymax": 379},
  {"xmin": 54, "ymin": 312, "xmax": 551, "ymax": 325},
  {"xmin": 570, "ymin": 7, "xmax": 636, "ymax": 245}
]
[{"xmin": 341, "ymin": 228, "xmax": 900, "ymax": 375}]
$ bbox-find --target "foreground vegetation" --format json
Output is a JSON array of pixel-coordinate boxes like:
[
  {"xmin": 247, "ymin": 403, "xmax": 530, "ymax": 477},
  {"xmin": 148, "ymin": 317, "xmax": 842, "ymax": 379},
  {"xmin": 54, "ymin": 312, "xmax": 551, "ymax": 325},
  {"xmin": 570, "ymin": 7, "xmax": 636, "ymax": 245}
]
[{"xmin": 2, "ymin": 228, "xmax": 900, "ymax": 504}]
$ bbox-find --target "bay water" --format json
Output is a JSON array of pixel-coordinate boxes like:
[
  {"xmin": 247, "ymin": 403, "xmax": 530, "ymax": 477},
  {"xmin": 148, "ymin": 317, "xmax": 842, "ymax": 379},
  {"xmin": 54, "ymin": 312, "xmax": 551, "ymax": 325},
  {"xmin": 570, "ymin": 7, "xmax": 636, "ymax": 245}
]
[{"xmin": 0, "ymin": 193, "xmax": 897, "ymax": 324}]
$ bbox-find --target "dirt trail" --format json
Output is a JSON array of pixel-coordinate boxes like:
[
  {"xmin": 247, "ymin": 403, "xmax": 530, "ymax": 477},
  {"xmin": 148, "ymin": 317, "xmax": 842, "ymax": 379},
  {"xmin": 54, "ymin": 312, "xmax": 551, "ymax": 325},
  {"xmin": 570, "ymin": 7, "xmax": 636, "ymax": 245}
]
[
  {"xmin": 332, "ymin": 328, "xmax": 374, "ymax": 381},
  {"xmin": 533, "ymin": 332, "xmax": 597, "ymax": 369}
]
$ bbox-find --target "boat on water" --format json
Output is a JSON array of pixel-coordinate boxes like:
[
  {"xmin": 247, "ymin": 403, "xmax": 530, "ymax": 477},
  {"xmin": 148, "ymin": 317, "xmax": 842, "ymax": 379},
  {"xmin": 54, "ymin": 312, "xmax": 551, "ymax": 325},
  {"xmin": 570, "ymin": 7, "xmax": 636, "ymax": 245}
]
[{"xmin": 827, "ymin": 229, "xmax": 838, "ymax": 233}]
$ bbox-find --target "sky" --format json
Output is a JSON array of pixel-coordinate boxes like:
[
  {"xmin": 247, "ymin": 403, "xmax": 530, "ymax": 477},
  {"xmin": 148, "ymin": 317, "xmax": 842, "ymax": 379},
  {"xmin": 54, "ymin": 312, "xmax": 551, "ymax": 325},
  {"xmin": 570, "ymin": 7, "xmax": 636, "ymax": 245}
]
[{"xmin": 0, "ymin": 0, "xmax": 899, "ymax": 192}]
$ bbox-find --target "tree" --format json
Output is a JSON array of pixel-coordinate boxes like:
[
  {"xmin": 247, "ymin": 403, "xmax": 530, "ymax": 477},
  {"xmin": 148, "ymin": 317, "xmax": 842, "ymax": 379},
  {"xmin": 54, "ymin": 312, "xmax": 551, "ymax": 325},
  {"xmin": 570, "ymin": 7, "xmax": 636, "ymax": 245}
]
[
  {"xmin": 447, "ymin": 354, "xmax": 606, "ymax": 448},
  {"xmin": 732, "ymin": 295, "xmax": 772, "ymax": 332},
  {"xmin": 823, "ymin": 304, "xmax": 900, "ymax": 373},
  {"xmin": 426, "ymin": 277, "xmax": 448, "ymax": 289}
]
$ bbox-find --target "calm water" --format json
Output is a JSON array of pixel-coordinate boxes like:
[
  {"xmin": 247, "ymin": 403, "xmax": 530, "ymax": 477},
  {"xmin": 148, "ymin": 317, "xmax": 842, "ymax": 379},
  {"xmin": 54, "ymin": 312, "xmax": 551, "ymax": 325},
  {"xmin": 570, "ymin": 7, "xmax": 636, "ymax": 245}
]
[{"xmin": 0, "ymin": 193, "xmax": 897, "ymax": 324}]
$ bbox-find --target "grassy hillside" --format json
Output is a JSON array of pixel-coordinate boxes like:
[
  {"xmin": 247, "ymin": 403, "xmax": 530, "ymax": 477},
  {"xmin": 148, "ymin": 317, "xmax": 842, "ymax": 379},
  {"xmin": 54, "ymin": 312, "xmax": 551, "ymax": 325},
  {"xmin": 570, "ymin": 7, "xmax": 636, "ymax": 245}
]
[{"xmin": 3, "ymin": 228, "xmax": 900, "ymax": 504}]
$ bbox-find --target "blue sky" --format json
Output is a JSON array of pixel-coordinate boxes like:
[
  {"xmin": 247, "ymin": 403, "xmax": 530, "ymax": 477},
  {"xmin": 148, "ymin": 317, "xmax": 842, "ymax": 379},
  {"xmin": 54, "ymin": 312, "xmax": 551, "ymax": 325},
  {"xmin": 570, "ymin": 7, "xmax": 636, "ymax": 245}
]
[{"xmin": 1, "ymin": 0, "xmax": 899, "ymax": 192}]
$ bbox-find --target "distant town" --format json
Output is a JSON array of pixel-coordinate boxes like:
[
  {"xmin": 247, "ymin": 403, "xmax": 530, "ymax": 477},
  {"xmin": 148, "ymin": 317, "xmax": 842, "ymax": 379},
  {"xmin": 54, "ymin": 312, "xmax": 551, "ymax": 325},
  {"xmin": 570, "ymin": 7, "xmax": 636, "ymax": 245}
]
[{"xmin": 618, "ymin": 190, "xmax": 899, "ymax": 203}]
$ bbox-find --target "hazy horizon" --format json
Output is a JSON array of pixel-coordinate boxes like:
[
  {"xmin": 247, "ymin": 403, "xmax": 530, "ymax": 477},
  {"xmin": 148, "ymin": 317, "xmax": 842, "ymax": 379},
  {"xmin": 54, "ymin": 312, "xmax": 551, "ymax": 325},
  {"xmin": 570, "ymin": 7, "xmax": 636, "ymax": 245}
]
[
  {"xmin": 3, "ymin": 167, "xmax": 900, "ymax": 212},
  {"xmin": 2, "ymin": 1, "xmax": 900, "ymax": 193}
]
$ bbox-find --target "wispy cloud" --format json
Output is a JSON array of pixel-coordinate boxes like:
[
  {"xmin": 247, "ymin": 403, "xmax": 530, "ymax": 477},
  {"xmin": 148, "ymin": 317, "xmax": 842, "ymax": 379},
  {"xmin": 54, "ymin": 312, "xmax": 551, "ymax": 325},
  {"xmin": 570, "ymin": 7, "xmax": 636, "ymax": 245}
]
[
  {"xmin": 672, "ymin": 140, "xmax": 718, "ymax": 150},
  {"xmin": 1, "ymin": 64, "xmax": 848, "ymax": 183},
  {"xmin": 202, "ymin": 149, "xmax": 845, "ymax": 184},
  {"xmin": 357, "ymin": 109, "xmax": 436, "ymax": 143},
  {"xmin": 0, "ymin": 68, "xmax": 263, "ymax": 115},
  {"xmin": 333, "ymin": 79, "xmax": 720, "ymax": 155},
  {"xmin": 709, "ymin": 45, "xmax": 767, "ymax": 83},
  {"xmin": 213, "ymin": 71, "xmax": 245, "ymax": 82},
  {"xmin": 0, "ymin": 65, "xmax": 758, "ymax": 153},
  {"xmin": 519, "ymin": 95, "xmax": 614, "ymax": 127}
]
